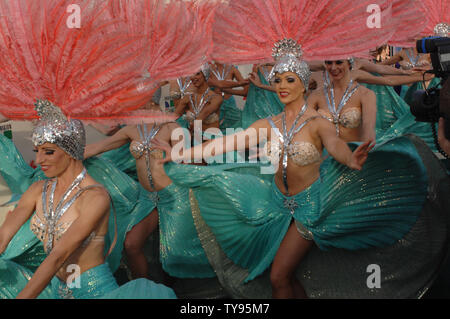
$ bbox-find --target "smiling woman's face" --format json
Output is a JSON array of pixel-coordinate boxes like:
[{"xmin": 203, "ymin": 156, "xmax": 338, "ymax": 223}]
[
  {"xmin": 273, "ymin": 71, "xmax": 305, "ymax": 105},
  {"xmin": 191, "ymin": 71, "xmax": 206, "ymax": 88},
  {"xmin": 324, "ymin": 60, "xmax": 351, "ymax": 81},
  {"xmin": 34, "ymin": 143, "xmax": 71, "ymax": 178}
]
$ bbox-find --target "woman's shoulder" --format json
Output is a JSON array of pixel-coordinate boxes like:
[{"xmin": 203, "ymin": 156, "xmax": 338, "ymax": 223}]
[
  {"xmin": 77, "ymin": 179, "xmax": 110, "ymax": 215},
  {"xmin": 80, "ymin": 176, "xmax": 110, "ymax": 200}
]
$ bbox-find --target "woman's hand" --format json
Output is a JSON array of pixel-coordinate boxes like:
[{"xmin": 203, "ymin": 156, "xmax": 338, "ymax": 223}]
[
  {"xmin": 346, "ymin": 140, "xmax": 375, "ymax": 170},
  {"xmin": 248, "ymin": 72, "xmax": 263, "ymax": 87}
]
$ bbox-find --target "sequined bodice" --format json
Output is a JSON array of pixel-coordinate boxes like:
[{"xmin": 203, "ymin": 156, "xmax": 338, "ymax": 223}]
[
  {"xmin": 323, "ymin": 77, "xmax": 360, "ymax": 135},
  {"xmin": 318, "ymin": 108, "xmax": 362, "ymax": 129},
  {"xmin": 265, "ymin": 139, "xmax": 321, "ymax": 167},
  {"xmin": 30, "ymin": 214, "xmax": 104, "ymax": 253},
  {"xmin": 129, "ymin": 124, "xmax": 163, "ymax": 160},
  {"xmin": 185, "ymin": 110, "xmax": 219, "ymax": 124},
  {"xmin": 186, "ymin": 88, "xmax": 216, "ymax": 124},
  {"xmin": 129, "ymin": 140, "xmax": 164, "ymax": 160},
  {"xmin": 30, "ymin": 170, "xmax": 105, "ymax": 254}
]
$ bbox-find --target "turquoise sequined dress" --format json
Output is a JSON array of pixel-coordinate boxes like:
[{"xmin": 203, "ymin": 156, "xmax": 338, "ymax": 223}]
[
  {"xmin": 100, "ymin": 142, "xmax": 138, "ymax": 181},
  {"xmin": 359, "ymin": 77, "xmax": 441, "ymax": 153},
  {"xmin": 0, "ymin": 134, "xmax": 176, "ymax": 298},
  {"xmin": 163, "ymin": 134, "xmax": 449, "ymax": 298},
  {"xmin": 128, "ymin": 168, "xmax": 216, "ymax": 279},
  {"xmin": 219, "ymin": 95, "xmax": 242, "ymax": 132},
  {"xmin": 361, "ymin": 83, "xmax": 409, "ymax": 138},
  {"xmin": 241, "ymin": 68, "xmax": 283, "ymax": 129},
  {"xmin": 373, "ymin": 77, "xmax": 443, "ymax": 152},
  {"xmin": 122, "ymin": 124, "xmax": 216, "ymax": 279}
]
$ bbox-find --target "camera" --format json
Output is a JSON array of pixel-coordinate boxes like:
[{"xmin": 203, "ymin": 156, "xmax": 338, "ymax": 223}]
[{"xmin": 409, "ymin": 37, "xmax": 450, "ymax": 140}]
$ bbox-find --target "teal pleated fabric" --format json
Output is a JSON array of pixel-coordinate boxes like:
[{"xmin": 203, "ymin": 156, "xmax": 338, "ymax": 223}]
[
  {"xmin": 164, "ymin": 135, "xmax": 428, "ymax": 282},
  {"xmin": 219, "ymin": 96, "xmax": 242, "ymax": 132},
  {"xmin": 49, "ymin": 263, "xmax": 176, "ymax": 299},
  {"xmin": 241, "ymin": 69, "xmax": 284, "ymax": 129},
  {"xmin": 150, "ymin": 173, "xmax": 216, "ymax": 278},
  {"xmin": 362, "ymin": 78, "xmax": 441, "ymax": 153},
  {"xmin": 176, "ymin": 116, "xmax": 190, "ymax": 130},
  {"xmin": 402, "ymin": 77, "xmax": 441, "ymax": 107},
  {"xmin": 0, "ymin": 259, "xmax": 176, "ymax": 299},
  {"xmin": 100, "ymin": 142, "xmax": 138, "ymax": 182},
  {"xmin": 361, "ymin": 83, "xmax": 409, "ymax": 138},
  {"xmin": 376, "ymin": 77, "xmax": 442, "ymax": 153}
]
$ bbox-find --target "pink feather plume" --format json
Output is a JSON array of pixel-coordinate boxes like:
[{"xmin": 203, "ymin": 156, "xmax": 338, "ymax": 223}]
[{"xmin": 211, "ymin": 0, "xmax": 396, "ymax": 64}]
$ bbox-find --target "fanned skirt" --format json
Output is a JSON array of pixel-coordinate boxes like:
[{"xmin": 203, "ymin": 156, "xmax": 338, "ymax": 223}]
[{"xmin": 164, "ymin": 135, "xmax": 449, "ymax": 298}]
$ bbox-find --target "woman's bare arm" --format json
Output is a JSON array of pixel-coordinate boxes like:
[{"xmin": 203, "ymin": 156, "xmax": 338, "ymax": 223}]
[
  {"xmin": 155, "ymin": 118, "xmax": 268, "ymax": 163},
  {"xmin": 315, "ymin": 118, "xmax": 374, "ymax": 170},
  {"xmin": 16, "ymin": 188, "xmax": 110, "ymax": 299},
  {"xmin": 353, "ymin": 69, "xmax": 433, "ymax": 86},
  {"xmin": 0, "ymin": 182, "xmax": 41, "ymax": 255},
  {"xmin": 84, "ymin": 126, "xmax": 131, "ymax": 159}
]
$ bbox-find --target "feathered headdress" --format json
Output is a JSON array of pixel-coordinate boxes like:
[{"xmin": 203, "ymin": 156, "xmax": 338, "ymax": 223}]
[
  {"xmin": 417, "ymin": 0, "xmax": 450, "ymax": 37},
  {"xmin": 0, "ymin": 0, "xmax": 211, "ymax": 125},
  {"xmin": 211, "ymin": 0, "xmax": 395, "ymax": 65},
  {"xmin": 387, "ymin": 0, "xmax": 429, "ymax": 47},
  {"xmin": 110, "ymin": 0, "xmax": 211, "ymax": 85},
  {"xmin": 211, "ymin": 0, "xmax": 395, "ymax": 90}
]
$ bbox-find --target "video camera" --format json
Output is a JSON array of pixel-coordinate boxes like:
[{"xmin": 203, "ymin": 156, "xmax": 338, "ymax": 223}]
[{"xmin": 409, "ymin": 37, "xmax": 450, "ymax": 140}]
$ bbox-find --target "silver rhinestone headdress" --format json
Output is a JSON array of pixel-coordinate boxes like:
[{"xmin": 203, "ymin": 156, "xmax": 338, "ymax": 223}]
[
  {"xmin": 32, "ymin": 100, "xmax": 86, "ymax": 160},
  {"xmin": 434, "ymin": 23, "xmax": 450, "ymax": 37},
  {"xmin": 201, "ymin": 63, "xmax": 211, "ymax": 81},
  {"xmin": 269, "ymin": 38, "xmax": 311, "ymax": 90},
  {"xmin": 348, "ymin": 58, "xmax": 355, "ymax": 69}
]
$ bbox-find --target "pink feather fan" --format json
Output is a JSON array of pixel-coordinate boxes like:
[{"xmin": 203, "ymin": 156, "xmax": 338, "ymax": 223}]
[
  {"xmin": 185, "ymin": 0, "xmax": 221, "ymax": 61},
  {"xmin": 110, "ymin": 0, "xmax": 212, "ymax": 84},
  {"xmin": 211, "ymin": 0, "xmax": 396, "ymax": 65},
  {"xmin": 0, "ymin": 0, "xmax": 210, "ymax": 124},
  {"xmin": 388, "ymin": 0, "xmax": 429, "ymax": 47},
  {"xmin": 417, "ymin": 0, "xmax": 450, "ymax": 37}
]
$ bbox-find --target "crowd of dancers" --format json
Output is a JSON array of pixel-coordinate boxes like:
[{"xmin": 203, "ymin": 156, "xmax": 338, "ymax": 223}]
[{"xmin": 0, "ymin": 0, "xmax": 449, "ymax": 299}]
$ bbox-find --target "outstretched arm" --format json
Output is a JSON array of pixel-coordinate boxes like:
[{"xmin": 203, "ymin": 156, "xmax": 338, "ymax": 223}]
[
  {"xmin": 154, "ymin": 118, "xmax": 268, "ymax": 163},
  {"xmin": 357, "ymin": 58, "xmax": 413, "ymax": 75},
  {"xmin": 315, "ymin": 118, "xmax": 374, "ymax": 170},
  {"xmin": 379, "ymin": 53, "xmax": 402, "ymax": 66},
  {"xmin": 353, "ymin": 69, "xmax": 433, "ymax": 86},
  {"xmin": 207, "ymin": 77, "xmax": 249, "ymax": 89},
  {"xmin": 84, "ymin": 126, "xmax": 131, "ymax": 159},
  {"xmin": 221, "ymin": 85, "xmax": 249, "ymax": 97}
]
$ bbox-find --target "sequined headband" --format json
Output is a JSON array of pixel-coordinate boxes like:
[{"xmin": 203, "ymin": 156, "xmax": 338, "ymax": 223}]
[
  {"xmin": 32, "ymin": 100, "xmax": 86, "ymax": 161},
  {"xmin": 268, "ymin": 38, "xmax": 311, "ymax": 90}
]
